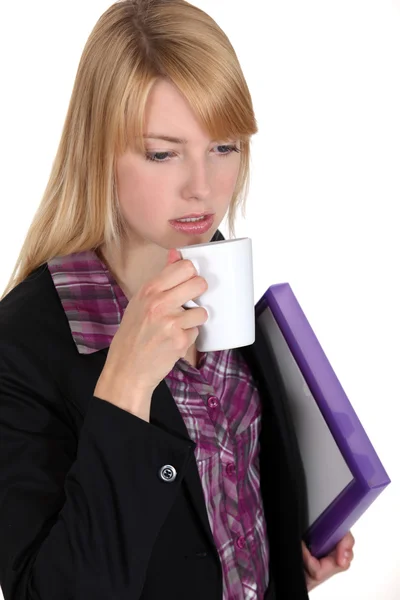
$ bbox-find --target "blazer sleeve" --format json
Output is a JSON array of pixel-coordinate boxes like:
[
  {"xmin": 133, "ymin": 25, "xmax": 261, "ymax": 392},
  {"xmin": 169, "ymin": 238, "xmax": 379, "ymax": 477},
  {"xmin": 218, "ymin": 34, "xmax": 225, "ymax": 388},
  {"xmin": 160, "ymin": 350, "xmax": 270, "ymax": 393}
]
[{"xmin": 0, "ymin": 342, "xmax": 194, "ymax": 600}]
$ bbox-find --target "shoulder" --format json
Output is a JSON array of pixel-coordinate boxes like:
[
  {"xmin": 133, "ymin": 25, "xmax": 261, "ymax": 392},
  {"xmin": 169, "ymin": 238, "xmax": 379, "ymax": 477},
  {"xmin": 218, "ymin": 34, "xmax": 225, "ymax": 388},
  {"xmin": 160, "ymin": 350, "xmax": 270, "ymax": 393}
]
[{"xmin": 0, "ymin": 265, "xmax": 74, "ymax": 354}]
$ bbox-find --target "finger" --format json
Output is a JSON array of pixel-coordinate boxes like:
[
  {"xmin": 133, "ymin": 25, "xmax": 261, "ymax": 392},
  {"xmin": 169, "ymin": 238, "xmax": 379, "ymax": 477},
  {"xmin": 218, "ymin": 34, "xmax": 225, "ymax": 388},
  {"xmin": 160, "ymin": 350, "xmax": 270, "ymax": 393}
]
[
  {"xmin": 337, "ymin": 546, "xmax": 354, "ymax": 569},
  {"xmin": 167, "ymin": 248, "xmax": 182, "ymax": 265},
  {"xmin": 336, "ymin": 532, "xmax": 356, "ymax": 568},
  {"xmin": 301, "ymin": 542, "xmax": 320, "ymax": 578},
  {"xmin": 327, "ymin": 533, "xmax": 353, "ymax": 560},
  {"xmin": 179, "ymin": 305, "xmax": 209, "ymax": 330},
  {"xmin": 337, "ymin": 552, "xmax": 353, "ymax": 570},
  {"xmin": 319, "ymin": 554, "xmax": 343, "ymax": 580},
  {"xmin": 306, "ymin": 554, "xmax": 341, "ymax": 586},
  {"xmin": 339, "ymin": 531, "xmax": 355, "ymax": 549},
  {"xmin": 305, "ymin": 553, "xmax": 349, "ymax": 592},
  {"xmin": 156, "ymin": 253, "xmax": 199, "ymax": 294}
]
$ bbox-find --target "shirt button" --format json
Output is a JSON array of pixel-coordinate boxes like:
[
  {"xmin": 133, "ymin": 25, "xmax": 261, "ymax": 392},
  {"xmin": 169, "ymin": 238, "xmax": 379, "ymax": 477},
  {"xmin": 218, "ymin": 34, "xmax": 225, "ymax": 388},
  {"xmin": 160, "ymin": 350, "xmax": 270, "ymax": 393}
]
[
  {"xmin": 226, "ymin": 462, "xmax": 236, "ymax": 476},
  {"xmin": 236, "ymin": 535, "xmax": 246, "ymax": 549},
  {"xmin": 207, "ymin": 396, "xmax": 219, "ymax": 408},
  {"xmin": 159, "ymin": 465, "xmax": 177, "ymax": 482}
]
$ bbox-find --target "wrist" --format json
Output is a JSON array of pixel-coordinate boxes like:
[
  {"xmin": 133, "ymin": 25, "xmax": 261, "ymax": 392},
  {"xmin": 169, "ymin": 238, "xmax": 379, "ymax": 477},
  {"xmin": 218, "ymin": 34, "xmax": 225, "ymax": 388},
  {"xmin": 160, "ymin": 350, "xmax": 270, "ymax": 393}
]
[{"xmin": 94, "ymin": 373, "xmax": 153, "ymax": 422}]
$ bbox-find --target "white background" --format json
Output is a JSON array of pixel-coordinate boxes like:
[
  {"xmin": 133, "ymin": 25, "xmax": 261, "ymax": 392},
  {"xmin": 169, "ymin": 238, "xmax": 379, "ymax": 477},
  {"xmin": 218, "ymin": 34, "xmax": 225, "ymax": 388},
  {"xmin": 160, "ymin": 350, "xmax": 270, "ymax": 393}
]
[{"xmin": 0, "ymin": 1, "xmax": 399, "ymax": 598}]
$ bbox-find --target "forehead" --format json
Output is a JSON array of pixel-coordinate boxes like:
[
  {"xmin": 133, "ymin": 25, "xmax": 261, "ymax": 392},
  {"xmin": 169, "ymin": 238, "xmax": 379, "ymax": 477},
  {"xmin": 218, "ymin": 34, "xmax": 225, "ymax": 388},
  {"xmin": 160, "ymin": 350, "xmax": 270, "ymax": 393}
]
[{"xmin": 143, "ymin": 79, "xmax": 211, "ymax": 141}]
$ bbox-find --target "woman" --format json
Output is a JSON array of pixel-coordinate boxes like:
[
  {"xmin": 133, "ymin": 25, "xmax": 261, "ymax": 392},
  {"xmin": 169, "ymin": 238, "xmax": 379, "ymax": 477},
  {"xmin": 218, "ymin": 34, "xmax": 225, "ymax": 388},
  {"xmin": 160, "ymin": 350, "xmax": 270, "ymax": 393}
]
[{"xmin": 0, "ymin": 1, "xmax": 354, "ymax": 598}]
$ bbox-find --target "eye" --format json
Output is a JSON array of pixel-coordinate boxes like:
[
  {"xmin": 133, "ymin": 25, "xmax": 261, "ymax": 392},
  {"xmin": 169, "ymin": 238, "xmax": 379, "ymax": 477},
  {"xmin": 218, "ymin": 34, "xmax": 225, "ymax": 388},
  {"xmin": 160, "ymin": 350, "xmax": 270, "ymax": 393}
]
[
  {"xmin": 145, "ymin": 151, "xmax": 175, "ymax": 163},
  {"xmin": 144, "ymin": 144, "xmax": 241, "ymax": 163},
  {"xmin": 215, "ymin": 144, "xmax": 241, "ymax": 157}
]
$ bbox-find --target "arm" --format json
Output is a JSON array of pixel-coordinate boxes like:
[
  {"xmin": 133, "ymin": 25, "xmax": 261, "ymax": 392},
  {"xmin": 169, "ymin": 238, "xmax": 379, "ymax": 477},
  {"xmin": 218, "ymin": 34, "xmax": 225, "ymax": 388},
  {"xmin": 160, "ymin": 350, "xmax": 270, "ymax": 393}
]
[{"xmin": 0, "ymin": 344, "xmax": 193, "ymax": 600}]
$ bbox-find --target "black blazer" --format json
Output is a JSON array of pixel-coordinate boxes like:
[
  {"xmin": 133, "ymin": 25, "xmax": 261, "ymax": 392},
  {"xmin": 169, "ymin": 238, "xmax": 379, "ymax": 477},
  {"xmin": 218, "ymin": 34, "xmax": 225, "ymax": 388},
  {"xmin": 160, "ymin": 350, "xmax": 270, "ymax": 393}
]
[{"xmin": 0, "ymin": 230, "xmax": 309, "ymax": 600}]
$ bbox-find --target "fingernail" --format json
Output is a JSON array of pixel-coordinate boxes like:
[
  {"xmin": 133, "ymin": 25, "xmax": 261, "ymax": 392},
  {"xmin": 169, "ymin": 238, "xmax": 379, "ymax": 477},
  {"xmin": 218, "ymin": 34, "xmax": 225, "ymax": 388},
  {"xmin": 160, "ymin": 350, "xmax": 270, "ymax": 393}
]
[
  {"xmin": 341, "ymin": 554, "xmax": 349, "ymax": 568},
  {"xmin": 344, "ymin": 551, "xmax": 350, "ymax": 559}
]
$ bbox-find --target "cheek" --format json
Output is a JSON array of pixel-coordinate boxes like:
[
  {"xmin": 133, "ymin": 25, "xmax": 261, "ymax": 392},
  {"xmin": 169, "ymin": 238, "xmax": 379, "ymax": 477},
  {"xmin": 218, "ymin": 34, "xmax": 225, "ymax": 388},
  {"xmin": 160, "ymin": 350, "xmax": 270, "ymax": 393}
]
[
  {"xmin": 116, "ymin": 160, "xmax": 168, "ymax": 223},
  {"xmin": 216, "ymin": 161, "xmax": 241, "ymax": 196}
]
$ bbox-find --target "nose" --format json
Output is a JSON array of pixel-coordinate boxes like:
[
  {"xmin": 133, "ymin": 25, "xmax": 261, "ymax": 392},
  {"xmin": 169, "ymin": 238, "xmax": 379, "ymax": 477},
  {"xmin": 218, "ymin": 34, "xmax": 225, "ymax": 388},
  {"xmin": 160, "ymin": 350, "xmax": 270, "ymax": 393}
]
[{"xmin": 182, "ymin": 158, "xmax": 212, "ymax": 200}]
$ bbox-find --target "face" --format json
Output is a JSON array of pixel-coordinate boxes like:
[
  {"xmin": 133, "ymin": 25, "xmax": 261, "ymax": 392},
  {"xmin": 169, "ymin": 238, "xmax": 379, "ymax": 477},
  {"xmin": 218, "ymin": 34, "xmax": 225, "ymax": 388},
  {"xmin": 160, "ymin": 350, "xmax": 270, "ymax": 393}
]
[{"xmin": 115, "ymin": 79, "xmax": 241, "ymax": 249}]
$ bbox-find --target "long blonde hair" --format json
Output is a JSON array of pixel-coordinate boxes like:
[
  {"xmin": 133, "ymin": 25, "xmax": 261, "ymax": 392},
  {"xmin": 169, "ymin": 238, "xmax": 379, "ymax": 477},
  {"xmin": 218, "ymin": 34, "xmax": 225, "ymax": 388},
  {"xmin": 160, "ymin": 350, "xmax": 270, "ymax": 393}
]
[{"xmin": 2, "ymin": 0, "xmax": 257, "ymax": 299}]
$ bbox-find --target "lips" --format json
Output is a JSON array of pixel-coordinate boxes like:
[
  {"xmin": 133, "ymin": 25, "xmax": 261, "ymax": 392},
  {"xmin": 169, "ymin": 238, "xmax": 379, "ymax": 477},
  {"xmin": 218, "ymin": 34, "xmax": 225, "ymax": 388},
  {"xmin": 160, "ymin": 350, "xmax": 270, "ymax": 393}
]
[
  {"xmin": 169, "ymin": 213, "xmax": 215, "ymax": 234},
  {"xmin": 171, "ymin": 212, "xmax": 213, "ymax": 221}
]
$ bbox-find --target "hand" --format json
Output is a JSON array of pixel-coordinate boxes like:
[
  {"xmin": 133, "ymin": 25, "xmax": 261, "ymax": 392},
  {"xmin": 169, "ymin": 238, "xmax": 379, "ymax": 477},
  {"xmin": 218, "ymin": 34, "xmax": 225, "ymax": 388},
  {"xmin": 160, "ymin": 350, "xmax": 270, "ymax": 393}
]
[
  {"xmin": 302, "ymin": 531, "xmax": 355, "ymax": 592},
  {"xmin": 94, "ymin": 249, "xmax": 208, "ymax": 419}
]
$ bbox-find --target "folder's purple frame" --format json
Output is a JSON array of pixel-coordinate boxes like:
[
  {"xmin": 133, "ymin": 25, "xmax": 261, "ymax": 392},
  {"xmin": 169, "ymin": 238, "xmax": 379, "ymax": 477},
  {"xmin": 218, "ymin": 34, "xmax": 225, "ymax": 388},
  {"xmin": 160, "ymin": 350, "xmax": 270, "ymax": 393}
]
[{"xmin": 255, "ymin": 283, "xmax": 391, "ymax": 558}]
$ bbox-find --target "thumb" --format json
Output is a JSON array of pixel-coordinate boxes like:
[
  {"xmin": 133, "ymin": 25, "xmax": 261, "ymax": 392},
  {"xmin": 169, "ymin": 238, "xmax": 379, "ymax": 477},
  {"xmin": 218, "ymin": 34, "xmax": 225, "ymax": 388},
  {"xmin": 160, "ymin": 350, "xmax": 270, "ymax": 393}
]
[{"xmin": 167, "ymin": 248, "xmax": 182, "ymax": 265}]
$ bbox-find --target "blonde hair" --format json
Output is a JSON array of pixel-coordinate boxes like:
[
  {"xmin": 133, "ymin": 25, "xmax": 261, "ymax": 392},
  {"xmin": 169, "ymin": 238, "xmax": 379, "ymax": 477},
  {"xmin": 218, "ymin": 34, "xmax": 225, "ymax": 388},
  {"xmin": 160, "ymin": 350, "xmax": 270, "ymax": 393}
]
[{"xmin": 2, "ymin": 0, "xmax": 257, "ymax": 299}]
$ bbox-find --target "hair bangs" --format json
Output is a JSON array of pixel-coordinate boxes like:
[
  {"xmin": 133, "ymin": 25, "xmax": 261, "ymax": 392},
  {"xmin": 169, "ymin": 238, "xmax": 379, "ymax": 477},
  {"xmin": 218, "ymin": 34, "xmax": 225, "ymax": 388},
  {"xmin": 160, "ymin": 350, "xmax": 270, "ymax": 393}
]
[{"xmin": 115, "ymin": 68, "xmax": 160, "ymax": 156}]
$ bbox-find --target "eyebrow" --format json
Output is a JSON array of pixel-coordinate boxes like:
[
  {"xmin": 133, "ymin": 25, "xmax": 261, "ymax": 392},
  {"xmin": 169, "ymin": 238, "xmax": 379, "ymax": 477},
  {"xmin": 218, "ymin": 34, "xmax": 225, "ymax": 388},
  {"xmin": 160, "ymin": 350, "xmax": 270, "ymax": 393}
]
[
  {"xmin": 142, "ymin": 134, "xmax": 234, "ymax": 145},
  {"xmin": 143, "ymin": 134, "xmax": 189, "ymax": 144}
]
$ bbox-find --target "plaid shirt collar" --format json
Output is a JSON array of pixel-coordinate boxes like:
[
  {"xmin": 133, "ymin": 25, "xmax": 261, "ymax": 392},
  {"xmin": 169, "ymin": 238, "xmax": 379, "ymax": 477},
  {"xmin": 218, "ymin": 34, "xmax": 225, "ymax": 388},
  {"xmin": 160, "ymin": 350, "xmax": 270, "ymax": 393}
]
[
  {"xmin": 47, "ymin": 249, "xmax": 128, "ymax": 354},
  {"xmin": 47, "ymin": 230, "xmax": 224, "ymax": 354}
]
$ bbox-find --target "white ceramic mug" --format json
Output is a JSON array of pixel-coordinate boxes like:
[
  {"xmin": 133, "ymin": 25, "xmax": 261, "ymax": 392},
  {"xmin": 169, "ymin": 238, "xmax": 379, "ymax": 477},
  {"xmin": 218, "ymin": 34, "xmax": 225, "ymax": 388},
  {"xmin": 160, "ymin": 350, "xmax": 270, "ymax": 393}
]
[{"xmin": 176, "ymin": 237, "xmax": 255, "ymax": 352}]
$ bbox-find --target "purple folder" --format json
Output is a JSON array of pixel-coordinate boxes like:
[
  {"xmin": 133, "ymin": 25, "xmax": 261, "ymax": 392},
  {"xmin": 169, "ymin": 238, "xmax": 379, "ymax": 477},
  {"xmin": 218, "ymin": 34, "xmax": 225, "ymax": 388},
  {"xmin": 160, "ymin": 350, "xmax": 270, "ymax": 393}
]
[{"xmin": 255, "ymin": 283, "xmax": 391, "ymax": 558}]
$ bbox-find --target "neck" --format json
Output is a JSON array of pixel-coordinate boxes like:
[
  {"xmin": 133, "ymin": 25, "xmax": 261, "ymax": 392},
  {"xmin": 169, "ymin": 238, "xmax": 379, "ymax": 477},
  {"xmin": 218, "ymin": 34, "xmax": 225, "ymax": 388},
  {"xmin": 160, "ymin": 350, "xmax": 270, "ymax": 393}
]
[{"xmin": 97, "ymin": 236, "xmax": 169, "ymax": 301}]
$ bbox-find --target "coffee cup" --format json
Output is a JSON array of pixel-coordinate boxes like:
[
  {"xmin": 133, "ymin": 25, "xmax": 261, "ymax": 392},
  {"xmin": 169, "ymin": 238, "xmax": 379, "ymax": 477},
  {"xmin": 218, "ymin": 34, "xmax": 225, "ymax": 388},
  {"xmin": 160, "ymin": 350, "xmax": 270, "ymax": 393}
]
[{"xmin": 176, "ymin": 237, "xmax": 255, "ymax": 352}]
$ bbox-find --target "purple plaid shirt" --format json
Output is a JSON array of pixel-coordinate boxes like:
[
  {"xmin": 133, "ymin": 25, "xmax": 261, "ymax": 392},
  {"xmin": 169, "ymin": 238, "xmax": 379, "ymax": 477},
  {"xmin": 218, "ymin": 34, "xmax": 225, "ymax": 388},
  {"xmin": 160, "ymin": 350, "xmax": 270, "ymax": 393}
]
[{"xmin": 48, "ymin": 250, "xmax": 270, "ymax": 599}]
